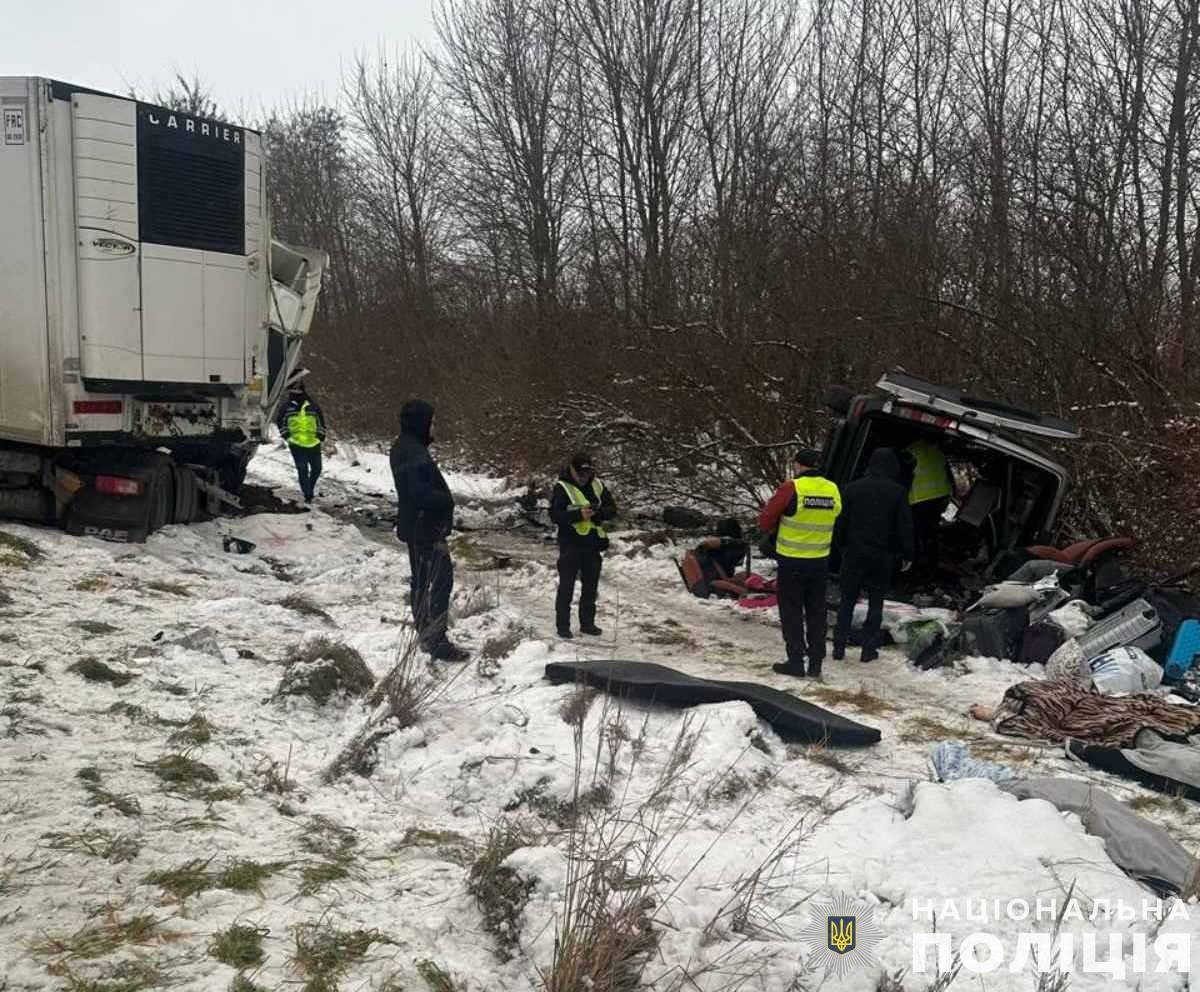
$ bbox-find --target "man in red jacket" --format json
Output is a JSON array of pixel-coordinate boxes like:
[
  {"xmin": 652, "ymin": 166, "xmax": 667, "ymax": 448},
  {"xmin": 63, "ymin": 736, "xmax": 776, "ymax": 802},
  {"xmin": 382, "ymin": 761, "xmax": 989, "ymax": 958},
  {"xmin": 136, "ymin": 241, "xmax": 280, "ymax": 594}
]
[{"xmin": 759, "ymin": 448, "xmax": 842, "ymax": 678}]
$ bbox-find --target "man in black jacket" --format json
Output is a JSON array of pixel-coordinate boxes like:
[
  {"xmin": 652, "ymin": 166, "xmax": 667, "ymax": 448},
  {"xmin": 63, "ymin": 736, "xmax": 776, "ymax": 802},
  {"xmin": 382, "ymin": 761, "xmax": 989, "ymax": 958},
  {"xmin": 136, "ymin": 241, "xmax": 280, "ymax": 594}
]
[
  {"xmin": 549, "ymin": 452, "xmax": 617, "ymax": 639},
  {"xmin": 832, "ymin": 448, "xmax": 915, "ymax": 663},
  {"xmin": 390, "ymin": 400, "xmax": 468, "ymax": 661}
]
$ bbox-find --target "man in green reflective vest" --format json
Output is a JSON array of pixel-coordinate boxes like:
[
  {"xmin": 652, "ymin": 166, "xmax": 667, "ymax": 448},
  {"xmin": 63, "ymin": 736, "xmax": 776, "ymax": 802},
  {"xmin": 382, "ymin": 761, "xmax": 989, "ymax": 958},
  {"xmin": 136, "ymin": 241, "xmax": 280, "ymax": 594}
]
[
  {"xmin": 758, "ymin": 448, "xmax": 842, "ymax": 678},
  {"xmin": 549, "ymin": 452, "xmax": 617, "ymax": 639},
  {"xmin": 277, "ymin": 382, "xmax": 327, "ymax": 504},
  {"xmin": 905, "ymin": 438, "xmax": 954, "ymax": 575}
]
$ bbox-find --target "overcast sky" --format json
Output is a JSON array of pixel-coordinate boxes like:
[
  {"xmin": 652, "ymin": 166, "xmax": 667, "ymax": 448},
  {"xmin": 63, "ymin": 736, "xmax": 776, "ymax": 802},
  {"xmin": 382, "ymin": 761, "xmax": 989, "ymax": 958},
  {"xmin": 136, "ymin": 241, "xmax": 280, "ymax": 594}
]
[{"xmin": 10, "ymin": 0, "xmax": 437, "ymax": 120}]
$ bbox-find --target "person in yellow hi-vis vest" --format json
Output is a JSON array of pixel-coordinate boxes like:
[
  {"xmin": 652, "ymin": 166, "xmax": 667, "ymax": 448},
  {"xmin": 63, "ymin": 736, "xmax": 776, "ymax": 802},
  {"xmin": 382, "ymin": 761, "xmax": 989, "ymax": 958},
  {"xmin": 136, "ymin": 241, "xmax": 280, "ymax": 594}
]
[
  {"xmin": 549, "ymin": 452, "xmax": 617, "ymax": 639},
  {"xmin": 904, "ymin": 438, "xmax": 954, "ymax": 575},
  {"xmin": 277, "ymin": 382, "xmax": 327, "ymax": 504},
  {"xmin": 758, "ymin": 448, "xmax": 842, "ymax": 678}
]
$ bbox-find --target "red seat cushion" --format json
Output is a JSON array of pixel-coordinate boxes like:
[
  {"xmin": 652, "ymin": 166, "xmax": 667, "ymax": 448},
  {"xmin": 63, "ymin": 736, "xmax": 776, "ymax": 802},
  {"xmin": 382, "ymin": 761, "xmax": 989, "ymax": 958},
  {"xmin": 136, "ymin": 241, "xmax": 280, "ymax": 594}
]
[{"xmin": 1026, "ymin": 537, "xmax": 1135, "ymax": 565}]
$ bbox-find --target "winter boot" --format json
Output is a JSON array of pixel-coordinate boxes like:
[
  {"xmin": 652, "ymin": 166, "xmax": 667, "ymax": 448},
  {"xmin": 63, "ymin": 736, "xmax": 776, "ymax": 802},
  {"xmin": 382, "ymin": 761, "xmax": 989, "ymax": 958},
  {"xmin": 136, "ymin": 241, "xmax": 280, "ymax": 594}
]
[
  {"xmin": 431, "ymin": 641, "xmax": 470, "ymax": 662},
  {"xmin": 580, "ymin": 624, "xmax": 603, "ymax": 637},
  {"xmin": 832, "ymin": 643, "xmax": 846, "ymax": 661},
  {"xmin": 557, "ymin": 628, "xmax": 574, "ymax": 640},
  {"xmin": 772, "ymin": 662, "xmax": 807, "ymax": 679},
  {"xmin": 860, "ymin": 649, "xmax": 879, "ymax": 664}
]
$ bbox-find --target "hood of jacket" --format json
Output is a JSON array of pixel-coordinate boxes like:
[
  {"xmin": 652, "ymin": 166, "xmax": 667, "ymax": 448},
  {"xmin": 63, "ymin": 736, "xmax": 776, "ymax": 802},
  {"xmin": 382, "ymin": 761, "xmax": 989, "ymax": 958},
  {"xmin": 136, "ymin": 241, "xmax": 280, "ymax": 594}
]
[
  {"xmin": 866, "ymin": 447, "xmax": 901, "ymax": 482},
  {"xmin": 400, "ymin": 400, "xmax": 435, "ymax": 446}
]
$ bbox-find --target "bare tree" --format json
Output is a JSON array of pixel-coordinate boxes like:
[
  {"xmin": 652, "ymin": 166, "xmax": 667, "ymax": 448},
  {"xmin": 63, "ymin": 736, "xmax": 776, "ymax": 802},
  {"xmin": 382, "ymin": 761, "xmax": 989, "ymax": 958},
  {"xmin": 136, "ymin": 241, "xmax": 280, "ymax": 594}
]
[
  {"xmin": 436, "ymin": 0, "xmax": 580, "ymax": 321},
  {"xmin": 148, "ymin": 71, "xmax": 223, "ymax": 119},
  {"xmin": 347, "ymin": 47, "xmax": 450, "ymax": 313}
]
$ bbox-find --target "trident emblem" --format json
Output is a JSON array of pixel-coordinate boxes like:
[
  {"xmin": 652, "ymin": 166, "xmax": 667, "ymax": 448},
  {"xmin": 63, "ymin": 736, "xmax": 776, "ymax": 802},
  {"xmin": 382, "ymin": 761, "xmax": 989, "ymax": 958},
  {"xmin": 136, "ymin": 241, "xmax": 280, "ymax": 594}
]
[{"xmin": 828, "ymin": 915, "xmax": 856, "ymax": 954}]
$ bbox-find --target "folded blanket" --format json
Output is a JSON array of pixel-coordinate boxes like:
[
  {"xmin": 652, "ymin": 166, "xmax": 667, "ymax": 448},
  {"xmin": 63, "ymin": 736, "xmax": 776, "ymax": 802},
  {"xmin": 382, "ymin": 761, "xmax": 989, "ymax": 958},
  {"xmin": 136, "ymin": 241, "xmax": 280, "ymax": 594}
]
[{"xmin": 993, "ymin": 680, "xmax": 1200, "ymax": 747}]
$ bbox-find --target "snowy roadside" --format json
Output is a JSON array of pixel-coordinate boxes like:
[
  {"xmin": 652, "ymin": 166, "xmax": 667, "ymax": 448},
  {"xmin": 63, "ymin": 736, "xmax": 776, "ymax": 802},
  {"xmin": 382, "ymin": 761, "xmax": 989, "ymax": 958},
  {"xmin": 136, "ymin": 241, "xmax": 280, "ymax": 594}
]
[{"xmin": 0, "ymin": 441, "xmax": 1196, "ymax": 992}]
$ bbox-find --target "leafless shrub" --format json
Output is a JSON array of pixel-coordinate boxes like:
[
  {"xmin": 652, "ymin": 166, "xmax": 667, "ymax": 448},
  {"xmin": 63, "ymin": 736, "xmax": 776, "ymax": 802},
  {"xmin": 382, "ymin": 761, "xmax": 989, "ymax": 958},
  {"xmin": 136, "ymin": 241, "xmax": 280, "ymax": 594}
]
[
  {"xmin": 324, "ymin": 633, "xmax": 470, "ymax": 781},
  {"xmin": 468, "ymin": 818, "xmax": 540, "ymax": 961}
]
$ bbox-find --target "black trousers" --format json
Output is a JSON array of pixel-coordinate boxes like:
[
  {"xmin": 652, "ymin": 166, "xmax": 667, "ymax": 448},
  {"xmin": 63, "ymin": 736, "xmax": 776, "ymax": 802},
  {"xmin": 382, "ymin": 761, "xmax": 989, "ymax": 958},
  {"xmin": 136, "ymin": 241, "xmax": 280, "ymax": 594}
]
[
  {"xmin": 835, "ymin": 554, "xmax": 893, "ymax": 653},
  {"xmin": 290, "ymin": 445, "xmax": 322, "ymax": 501},
  {"xmin": 408, "ymin": 541, "xmax": 454, "ymax": 650},
  {"xmin": 777, "ymin": 557, "xmax": 830, "ymax": 667},
  {"xmin": 556, "ymin": 547, "xmax": 602, "ymax": 631},
  {"xmin": 912, "ymin": 498, "xmax": 948, "ymax": 573}
]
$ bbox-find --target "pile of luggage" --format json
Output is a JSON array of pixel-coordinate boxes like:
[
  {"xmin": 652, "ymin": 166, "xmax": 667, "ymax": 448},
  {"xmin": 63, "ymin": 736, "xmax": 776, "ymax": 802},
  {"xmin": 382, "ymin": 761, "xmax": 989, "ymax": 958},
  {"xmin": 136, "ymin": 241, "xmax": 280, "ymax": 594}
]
[{"xmin": 907, "ymin": 537, "xmax": 1200, "ymax": 699}]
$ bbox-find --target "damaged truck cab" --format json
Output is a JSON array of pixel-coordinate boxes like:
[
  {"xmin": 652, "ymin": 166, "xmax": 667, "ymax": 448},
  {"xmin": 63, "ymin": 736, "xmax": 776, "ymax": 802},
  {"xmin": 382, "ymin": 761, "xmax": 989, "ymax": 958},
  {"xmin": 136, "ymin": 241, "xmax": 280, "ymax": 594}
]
[{"xmin": 823, "ymin": 373, "xmax": 1081, "ymax": 575}]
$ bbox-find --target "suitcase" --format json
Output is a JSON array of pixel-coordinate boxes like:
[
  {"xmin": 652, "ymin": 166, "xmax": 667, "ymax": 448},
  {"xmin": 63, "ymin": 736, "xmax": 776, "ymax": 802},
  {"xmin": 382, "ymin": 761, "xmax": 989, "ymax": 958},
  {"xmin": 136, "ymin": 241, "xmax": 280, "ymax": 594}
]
[
  {"xmin": 1078, "ymin": 598, "xmax": 1162, "ymax": 659},
  {"xmin": 1163, "ymin": 619, "xmax": 1200, "ymax": 682}
]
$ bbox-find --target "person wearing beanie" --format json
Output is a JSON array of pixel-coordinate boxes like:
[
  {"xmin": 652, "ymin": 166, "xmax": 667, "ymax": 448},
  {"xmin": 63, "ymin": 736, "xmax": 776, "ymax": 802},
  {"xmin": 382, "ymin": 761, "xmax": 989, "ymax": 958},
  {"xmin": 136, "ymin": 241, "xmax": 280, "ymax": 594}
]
[
  {"xmin": 389, "ymin": 399, "xmax": 468, "ymax": 662},
  {"xmin": 549, "ymin": 451, "xmax": 618, "ymax": 638},
  {"xmin": 758, "ymin": 447, "xmax": 842, "ymax": 678}
]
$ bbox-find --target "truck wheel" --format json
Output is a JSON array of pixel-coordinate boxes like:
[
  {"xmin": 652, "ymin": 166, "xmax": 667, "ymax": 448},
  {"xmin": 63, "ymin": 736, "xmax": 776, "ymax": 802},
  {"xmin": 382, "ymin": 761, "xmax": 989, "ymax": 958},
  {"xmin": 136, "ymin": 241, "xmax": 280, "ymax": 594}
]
[
  {"xmin": 147, "ymin": 458, "xmax": 174, "ymax": 534},
  {"xmin": 171, "ymin": 465, "xmax": 199, "ymax": 524}
]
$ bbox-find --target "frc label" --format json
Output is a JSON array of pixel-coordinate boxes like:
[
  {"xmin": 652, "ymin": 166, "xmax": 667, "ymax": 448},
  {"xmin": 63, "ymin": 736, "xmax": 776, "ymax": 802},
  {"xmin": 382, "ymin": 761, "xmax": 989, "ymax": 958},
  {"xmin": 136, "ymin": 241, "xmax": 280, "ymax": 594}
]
[{"xmin": 3, "ymin": 106, "xmax": 25, "ymax": 145}]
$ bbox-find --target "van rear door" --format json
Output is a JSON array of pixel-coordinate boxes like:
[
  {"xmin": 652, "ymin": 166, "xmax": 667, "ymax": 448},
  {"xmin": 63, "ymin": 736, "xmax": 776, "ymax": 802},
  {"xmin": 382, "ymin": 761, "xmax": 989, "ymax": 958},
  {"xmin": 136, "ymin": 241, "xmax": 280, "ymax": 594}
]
[{"xmin": 876, "ymin": 372, "xmax": 1080, "ymax": 440}]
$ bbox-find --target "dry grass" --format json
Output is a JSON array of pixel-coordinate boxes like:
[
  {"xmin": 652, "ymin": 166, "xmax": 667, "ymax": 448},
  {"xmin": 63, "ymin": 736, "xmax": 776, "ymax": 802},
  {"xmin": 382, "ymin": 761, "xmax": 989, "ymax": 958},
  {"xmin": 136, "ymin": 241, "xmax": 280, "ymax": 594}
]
[
  {"xmin": 275, "ymin": 637, "xmax": 375, "ymax": 705},
  {"xmin": 31, "ymin": 910, "xmax": 171, "ymax": 960},
  {"xmin": 77, "ymin": 767, "xmax": 142, "ymax": 817},
  {"xmin": 325, "ymin": 634, "xmax": 470, "ymax": 781},
  {"xmin": 279, "ymin": 593, "xmax": 335, "ymax": 625},
  {"xmin": 289, "ymin": 921, "xmax": 395, "ymax": 992},
  {"xmin": 137, "ymin": 754, "xmax": 219, "ymax": 795},
  {"xmin": 42, "ymin": 828, "xmax": 142, "ymax": 864},
  {"xmin": 143, "ymin": 580, "xmax": 192, "ymax": 597},
  {"xmin": 47, "ymin": 958, "xmax": 167, "ymax": 992},
  {"xmin": 144, "ymin": 858, "xmax": 287, "ymax": 901},
  {"xmin": 71, "ymin": 576, "xmax": 109, "ymax": 592},
  {"xmin": 209, "ymin": 923, "xmax": 268, "ymax": 969},
  {"xmin": 417, "ymin": 960, "xmax": 459, "ymax": 991},
  {"xmin": 397, "ymin": 827, "xmax": 475, "ymax": 867},
  {"xmin": 0, "ymin": 531, "xmax": 44, "ymax": 568},
  {"xmin": 803, "ymin": 682, "xmax": 897, "ymax": 717},
  {"xmin": 166, "ymin": 713, "xmax": 216, "ymax": 748},
  {"xmin": 468, "ymin": 819, "xmax": 540, "ymax": 961},
  {"xmin": 897, "ymin": 715, "xmax": 965, "ymax": 744},
  {"xmin": 71, "ymin": 620, "xmax": 120, "ymax": 635},
  {"xmin": 68, "ymin": 657, "xmax": 137, "ymax": 687},
  {"xmin": 480, "ymin": 625, "xmax": 531, "ymax": 661},
  {"xmin": 298, "ymin": 816, "xmax": 361, "ymax": 896}
]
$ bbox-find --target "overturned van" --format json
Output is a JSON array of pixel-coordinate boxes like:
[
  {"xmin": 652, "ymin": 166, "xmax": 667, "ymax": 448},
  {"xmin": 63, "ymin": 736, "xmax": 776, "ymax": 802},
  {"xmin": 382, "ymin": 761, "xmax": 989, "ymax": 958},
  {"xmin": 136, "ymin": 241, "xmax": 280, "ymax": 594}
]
[{"xmin": 822, "ymin": 373, "xmax": 1081, "ymax": 576}]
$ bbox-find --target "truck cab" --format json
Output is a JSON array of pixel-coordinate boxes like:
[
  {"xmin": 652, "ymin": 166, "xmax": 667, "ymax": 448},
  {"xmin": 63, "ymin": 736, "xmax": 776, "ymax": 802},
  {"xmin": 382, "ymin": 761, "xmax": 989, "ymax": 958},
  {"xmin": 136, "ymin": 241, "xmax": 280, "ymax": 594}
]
[{"xmin": 822, "ymin": 373, "xmax": 1080, "ymax": 577}]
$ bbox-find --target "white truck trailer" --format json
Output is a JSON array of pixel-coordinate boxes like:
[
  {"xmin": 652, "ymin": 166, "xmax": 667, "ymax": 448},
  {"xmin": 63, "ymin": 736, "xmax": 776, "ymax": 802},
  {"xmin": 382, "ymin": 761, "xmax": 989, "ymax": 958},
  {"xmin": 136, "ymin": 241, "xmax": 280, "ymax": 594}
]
[{"xmin": 0, "ymin": 76, "xmax": 325, "ymax": 540}]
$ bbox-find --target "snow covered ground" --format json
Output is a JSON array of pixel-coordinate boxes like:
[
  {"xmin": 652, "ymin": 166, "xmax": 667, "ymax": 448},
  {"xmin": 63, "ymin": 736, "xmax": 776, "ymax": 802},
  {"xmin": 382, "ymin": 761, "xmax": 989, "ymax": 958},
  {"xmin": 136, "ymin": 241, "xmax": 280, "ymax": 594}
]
[{"xmin": 0, "ymin": 439, "xmax": 1196, "ymax": 991}]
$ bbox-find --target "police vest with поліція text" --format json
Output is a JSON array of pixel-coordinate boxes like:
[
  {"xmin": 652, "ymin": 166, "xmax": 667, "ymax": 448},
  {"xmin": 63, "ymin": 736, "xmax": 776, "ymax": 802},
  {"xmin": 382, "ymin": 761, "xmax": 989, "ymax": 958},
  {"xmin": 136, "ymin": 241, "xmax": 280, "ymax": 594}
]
[{"xmin": 776, "ymin": 476, "xmax": 841, "ymax": 559}]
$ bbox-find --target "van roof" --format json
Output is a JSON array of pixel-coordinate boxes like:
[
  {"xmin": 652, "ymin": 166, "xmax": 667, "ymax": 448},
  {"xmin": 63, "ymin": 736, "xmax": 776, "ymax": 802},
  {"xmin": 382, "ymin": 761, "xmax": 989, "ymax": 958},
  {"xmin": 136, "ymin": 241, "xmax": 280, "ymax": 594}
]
[{"xmin": 877, "ymin": 372, "xmax": 1081, "ymax": 441}]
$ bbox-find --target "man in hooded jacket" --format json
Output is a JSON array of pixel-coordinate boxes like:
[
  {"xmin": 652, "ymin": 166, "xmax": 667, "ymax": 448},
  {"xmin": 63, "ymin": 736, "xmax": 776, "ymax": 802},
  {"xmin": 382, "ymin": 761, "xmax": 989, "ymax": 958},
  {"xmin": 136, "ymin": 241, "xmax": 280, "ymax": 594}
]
[
  {"xmin": 832, "ymin": 447, "xmax": 915, "ymax": 663},
  {"xmin": 549, "ymin": 452, "xmax": 617, "ymax": 638},
  {"xmin": 390, "ymin": 400, "xmax": 468, "ymax": 661}
]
